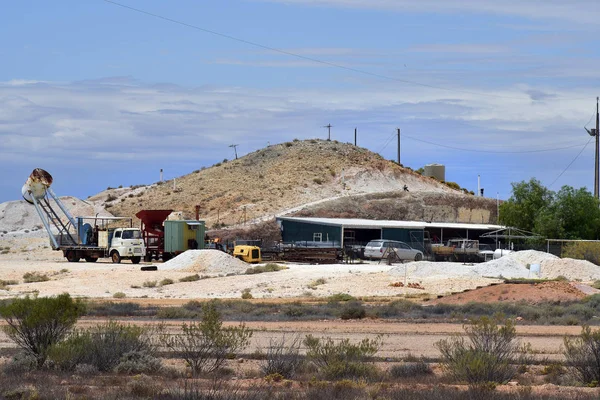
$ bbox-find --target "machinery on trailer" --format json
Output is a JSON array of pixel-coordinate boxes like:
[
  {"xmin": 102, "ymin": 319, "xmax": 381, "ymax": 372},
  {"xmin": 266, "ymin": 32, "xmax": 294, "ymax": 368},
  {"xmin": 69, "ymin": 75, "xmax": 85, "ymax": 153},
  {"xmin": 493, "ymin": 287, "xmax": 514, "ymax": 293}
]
[
  {"xmin": 136, "ymin": 209, "xmax": 206, "ymax": 261},
  {"xmin": 21, "ymin": 168, "xmax": 146, "ymax": 264}
]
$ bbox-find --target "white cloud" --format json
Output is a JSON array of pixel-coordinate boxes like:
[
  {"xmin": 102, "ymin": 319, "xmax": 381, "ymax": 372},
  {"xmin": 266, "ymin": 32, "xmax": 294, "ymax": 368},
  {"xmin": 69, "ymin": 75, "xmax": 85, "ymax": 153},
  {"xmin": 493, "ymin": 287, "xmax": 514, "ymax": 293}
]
[{"xmin": 256, "ymin": 0, "xmax": 600, "ymax": 26}]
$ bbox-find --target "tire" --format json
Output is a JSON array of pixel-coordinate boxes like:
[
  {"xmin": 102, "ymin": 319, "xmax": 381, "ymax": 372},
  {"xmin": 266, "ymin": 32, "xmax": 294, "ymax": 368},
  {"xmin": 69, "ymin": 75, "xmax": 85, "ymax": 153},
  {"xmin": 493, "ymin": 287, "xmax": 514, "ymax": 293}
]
[
  {"xmin": 131, "ymin": 256, "xmax": 141, "ymax": 264},
  {"xmin": 162, "ymin": 253, "xmax": 172, "ymax": 262},
  {"xmin": 144, "ymin": 254, "xmax": 152, "ymax": 262},
  {"xmin": 111, "ymin": 251, "xmax": 121, "ymax": 264},
  {"xmin": 84, "ymin": 256, "xmax": 98, "ymax": 263},
  {"xmin": 414, "ymin": 253, "xmax": 423, "ymax": 261},
  {"xmin": 66, "ymin": 251, "xmax": 80, "ymax": 263}
]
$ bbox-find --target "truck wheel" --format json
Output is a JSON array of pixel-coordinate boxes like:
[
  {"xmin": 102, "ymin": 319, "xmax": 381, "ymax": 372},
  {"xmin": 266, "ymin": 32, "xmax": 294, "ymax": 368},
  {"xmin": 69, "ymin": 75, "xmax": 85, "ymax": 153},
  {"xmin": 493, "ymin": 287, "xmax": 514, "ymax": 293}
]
[
  {"xmin": 66, "ymin": 251, "xmax": 80, "ymax": 263},
  {"xmin": 84, "ymin": 256, "xmax": 98, "ymax": 263},
  {"xmin": 111, "ymin": 251, "xmax": 121, "ymax": 264},
  {"xmin": 162, "ymin": 253, "xmax": 172, "ymax": 262},
  {"xmin": 131, "ymin": 256, "xmax": 141, "ymax": 264},
  {"xmin": 144, "ymin": 254, "xmax": 152, "ymax": 262},
  {"xmin": 414, "ymin": 253, "xmax": 423, "ymax": 261}
]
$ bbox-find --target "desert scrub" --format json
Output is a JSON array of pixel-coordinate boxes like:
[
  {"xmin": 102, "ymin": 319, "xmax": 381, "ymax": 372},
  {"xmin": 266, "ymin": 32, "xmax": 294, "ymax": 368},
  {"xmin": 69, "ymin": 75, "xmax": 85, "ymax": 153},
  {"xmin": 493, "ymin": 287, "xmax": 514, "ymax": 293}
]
[
  {"xmin": 112, "ymin": 292, "xmax": 126, "ymax": 299},
  {"xmin": 0, "ymin": 279, "xmax": 18, "ymax": 290},
  {"xmin": 160, "ymin": 278, "xmax": 174, "ymax": 286},
  {"xmin": 179, "ymin": 274, "xmax": 200, "ymax": 282},
  {"xmin": 49, "ymin": 320, "xmax": 157, "ymax": 372},
  {"xmin": 22, "ymin": 272, "xmax": 50, "ymax": 283},
  {"xmin": 241, "ymin": 289, "xmax": 253, "ymax": 299},
  {"xmin": 245, "ymin": 263, "xmax": 288, "ymax": 274},
  {"xmin": 308, "ymin": 278, "xmax": 327, "ymax": 289},
  {"xmin": 142, "ymin": 280, "xmax": 157, "ymax": 288},
  {"xmin": 564, "ymin": 325, "xmax": 600, "ymax": 384},
  {"xmin": 304, "ymin": 334, "xmax": 383, "ymax": 381},
  {"xmin": 261, "ymin": 335, "xmax": 303, "ymax": 379},
  {"xmin": 435, "ymin": 315, "xmax": 529, "ymax": 386},
  {"xmin": 0, "ymin": 293, "xmax": 85, "ymax": 368},
  {"xmin": 390, "ymin": 360, "xmax": 433, "ymax": 379},
  {"xmin": 159, "ymin": 300, "xmax": 252, "ymax": 375}
]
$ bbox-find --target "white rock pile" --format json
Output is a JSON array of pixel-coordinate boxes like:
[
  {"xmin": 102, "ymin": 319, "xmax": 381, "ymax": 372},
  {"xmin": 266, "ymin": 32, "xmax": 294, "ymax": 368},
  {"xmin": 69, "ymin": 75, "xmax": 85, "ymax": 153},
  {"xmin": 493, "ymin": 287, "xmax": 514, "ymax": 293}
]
[
  {"xmin": 160, "ymin": 250, "xmax": 249, "ymax": 276},
  {"xmin": 389, "ymin": 250, "xmax": 600, "ymax": 281}
]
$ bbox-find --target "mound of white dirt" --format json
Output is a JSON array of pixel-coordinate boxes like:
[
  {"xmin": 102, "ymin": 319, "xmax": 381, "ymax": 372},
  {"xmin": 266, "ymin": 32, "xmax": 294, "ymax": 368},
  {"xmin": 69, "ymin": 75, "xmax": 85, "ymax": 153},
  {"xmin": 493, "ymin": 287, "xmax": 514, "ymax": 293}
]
[
  {"xmin": 540, "ymin": 258, "xmax": 600, "ymax": 281},
  {"xmin": 160, "ymin": 250, "xmax": 250, "ymax": 275}
]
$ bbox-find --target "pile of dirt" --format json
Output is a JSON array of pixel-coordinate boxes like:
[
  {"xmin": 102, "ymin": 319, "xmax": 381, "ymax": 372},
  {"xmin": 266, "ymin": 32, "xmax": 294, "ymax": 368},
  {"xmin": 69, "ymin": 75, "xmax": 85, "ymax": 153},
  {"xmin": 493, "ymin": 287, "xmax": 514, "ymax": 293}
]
[
  {"xmin": 160, "ymin": 250, "xmax": 250, "ymax": 275},
  {"xmin": 429, "ymin": 281, "xmax": 589, "ymax": 305}
]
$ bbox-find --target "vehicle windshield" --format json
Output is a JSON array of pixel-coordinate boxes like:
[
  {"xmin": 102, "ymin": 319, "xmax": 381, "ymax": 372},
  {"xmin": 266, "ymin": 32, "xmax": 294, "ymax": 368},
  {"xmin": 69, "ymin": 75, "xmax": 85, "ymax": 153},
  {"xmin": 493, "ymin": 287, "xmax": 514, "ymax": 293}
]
[{"xmin": 122, "ymin": 230, "xmax": 141, "ymax": 239}]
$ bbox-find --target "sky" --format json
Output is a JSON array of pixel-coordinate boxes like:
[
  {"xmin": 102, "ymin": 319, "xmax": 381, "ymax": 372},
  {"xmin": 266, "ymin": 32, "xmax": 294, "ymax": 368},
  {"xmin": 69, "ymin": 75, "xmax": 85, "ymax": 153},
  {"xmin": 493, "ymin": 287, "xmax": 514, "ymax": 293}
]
[{"xmin": 1, "ymin": 0, "xmax": 600, "ymax": 204}]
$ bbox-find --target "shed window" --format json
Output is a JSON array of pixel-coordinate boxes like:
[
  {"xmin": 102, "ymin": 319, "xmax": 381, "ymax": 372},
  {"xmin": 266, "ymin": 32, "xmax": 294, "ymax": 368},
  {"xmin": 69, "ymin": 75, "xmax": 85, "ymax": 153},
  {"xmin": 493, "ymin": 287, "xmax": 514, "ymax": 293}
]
[{"xmin": 313, "ymin": 233, "xmax": 322, "ymax": 242}]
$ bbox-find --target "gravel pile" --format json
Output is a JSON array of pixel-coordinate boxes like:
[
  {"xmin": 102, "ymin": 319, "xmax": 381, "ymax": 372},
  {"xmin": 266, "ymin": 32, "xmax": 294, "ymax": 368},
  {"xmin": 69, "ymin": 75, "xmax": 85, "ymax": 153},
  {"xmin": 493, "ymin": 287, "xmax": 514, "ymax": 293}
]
[
  {"xmin": 388, "ymin": 250, "xmax": 597, "ymax": 281},
  {"xmin": 390, "ymin": 262, "xmax": 479, "ymax": 279},
  {"xmin": 160, "ymin": 250, "xmax": 250, "ymax": 276},
  {"xmin": 540, "ymin": 258, "xmax": 600, "ymax": 281}
]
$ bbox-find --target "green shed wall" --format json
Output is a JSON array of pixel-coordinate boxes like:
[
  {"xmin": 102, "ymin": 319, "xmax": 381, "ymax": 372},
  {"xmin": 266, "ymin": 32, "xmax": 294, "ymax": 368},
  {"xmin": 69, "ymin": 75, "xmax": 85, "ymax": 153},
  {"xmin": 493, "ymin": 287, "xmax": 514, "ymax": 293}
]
[
  {"xmin": 164, "ymin": 221, "xmax": 205, "ymax": 252},
  {"xmin": 382, "ymin": 228, "xmax": 425, "ymax": 251},
  {"xmin": 281, "ymin": 220, "xmax": 342, "ymax": 244}
]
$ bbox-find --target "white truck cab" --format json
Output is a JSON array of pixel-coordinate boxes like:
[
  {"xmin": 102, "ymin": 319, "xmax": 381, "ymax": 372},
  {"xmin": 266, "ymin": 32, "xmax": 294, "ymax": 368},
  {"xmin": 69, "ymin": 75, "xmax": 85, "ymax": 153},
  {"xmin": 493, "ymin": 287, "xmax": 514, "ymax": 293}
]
[{"xmin": 109, "ymin": 228, "xmax": 146, "ymax": 264}]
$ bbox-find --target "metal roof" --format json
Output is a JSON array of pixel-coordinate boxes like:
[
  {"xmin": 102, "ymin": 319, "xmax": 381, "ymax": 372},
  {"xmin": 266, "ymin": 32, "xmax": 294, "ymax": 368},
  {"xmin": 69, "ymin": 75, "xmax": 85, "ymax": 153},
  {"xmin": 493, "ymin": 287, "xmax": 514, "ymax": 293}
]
[{"xmin": 277, "ymin": 216, "xmax": 503, "ymax": 231}]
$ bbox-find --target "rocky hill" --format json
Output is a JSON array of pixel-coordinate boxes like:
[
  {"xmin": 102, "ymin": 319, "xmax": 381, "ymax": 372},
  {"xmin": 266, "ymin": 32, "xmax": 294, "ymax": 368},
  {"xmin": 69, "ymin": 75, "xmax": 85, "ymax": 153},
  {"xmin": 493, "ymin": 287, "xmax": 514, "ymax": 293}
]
[{"xmin": 90, "ymin": 139, "xmax": 470, "ymax": 228}]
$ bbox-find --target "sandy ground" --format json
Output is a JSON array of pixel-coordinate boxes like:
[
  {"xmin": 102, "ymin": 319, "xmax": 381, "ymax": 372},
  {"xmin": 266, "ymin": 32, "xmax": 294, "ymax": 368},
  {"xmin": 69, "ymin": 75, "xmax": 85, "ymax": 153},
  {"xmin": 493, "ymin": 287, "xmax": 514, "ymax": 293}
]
[{"xmin": 0, "ymin": 254, "xmax": 497, "ymax": 300}]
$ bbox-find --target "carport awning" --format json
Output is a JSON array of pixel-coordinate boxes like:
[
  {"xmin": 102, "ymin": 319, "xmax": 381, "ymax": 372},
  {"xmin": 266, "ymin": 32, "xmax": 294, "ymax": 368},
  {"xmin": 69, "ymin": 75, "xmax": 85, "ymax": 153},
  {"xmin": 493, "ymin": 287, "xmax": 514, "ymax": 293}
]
[{"xmin": 277, "ymin": 217, "xmax": 503, "ymax": 231}]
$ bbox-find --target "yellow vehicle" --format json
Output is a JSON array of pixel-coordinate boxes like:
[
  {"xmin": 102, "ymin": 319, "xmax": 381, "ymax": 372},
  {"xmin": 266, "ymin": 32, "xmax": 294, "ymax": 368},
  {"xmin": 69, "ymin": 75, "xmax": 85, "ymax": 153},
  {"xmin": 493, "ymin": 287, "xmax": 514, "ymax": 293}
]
[{"xmin": 233, "ymin": 245, "xmax": 262, "ymax": 263}]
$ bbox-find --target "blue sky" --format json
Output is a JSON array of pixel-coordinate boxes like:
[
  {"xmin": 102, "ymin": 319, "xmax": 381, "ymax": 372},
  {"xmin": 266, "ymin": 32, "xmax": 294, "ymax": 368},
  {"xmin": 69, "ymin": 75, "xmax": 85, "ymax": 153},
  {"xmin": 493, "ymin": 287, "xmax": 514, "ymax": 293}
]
[{"xmin": 1, "ymin": 0, "xmax": 600, "ymax": 204}]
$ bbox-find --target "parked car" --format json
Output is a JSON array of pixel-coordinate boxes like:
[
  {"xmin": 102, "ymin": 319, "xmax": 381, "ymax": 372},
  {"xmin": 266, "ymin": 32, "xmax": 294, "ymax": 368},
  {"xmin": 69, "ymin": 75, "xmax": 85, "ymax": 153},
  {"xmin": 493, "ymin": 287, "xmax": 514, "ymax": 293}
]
[{"xmin": 364, "ymin": 239, "xmax": 423, "ymax": 261}]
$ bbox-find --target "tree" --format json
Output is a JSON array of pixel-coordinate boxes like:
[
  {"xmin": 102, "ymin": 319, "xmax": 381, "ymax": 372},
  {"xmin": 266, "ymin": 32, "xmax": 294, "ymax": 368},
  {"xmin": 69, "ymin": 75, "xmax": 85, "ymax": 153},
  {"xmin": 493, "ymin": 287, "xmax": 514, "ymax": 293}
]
[
  {"xmin": 0, "ymin": 293, "xmax": 85, "ymax": 368},
  {"xmin": 500, "ymin": 179, "xmax": 600, "ymax": 240},
  {"xmin": 499, "ymin": 178, "xmax": 553, "ymax": 233}
]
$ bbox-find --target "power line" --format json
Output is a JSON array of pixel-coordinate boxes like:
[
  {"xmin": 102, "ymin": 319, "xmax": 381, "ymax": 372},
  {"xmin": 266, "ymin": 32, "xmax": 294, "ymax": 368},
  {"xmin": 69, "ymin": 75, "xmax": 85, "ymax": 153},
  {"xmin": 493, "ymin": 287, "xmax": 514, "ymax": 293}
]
[
  {"xmin": 548, "ymin": 136, "xmax": 593, "ymax": 188},
  {"xmin": 403, "ymin": 134, "xmax": 590, "ymax": 154},
  {"xmin": 102, "ymin": 0, "xmax": 584, "ymax": 102},
  {"xmin": 376, "ymin": 133, "xmax": 396, "ymax": 154}
]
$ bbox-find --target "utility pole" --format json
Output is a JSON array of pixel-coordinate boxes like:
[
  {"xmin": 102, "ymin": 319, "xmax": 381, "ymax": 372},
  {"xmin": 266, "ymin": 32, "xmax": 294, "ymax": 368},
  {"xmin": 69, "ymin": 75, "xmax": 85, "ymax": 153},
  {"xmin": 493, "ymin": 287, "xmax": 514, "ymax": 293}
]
[
  {"xmin": 594, "ymin": 97, "xmax": 600, "ymax": 199},
  {"xmin": 397, "ymin": 128, "xmax": 401, "ymax": 165},
  {"xmin": 585, "ymin": 97, "xmax": 599, "ymax": 199},
  {"xmin": 354, "ymin": 128, "xmax": 357, "ymax": 146},
  {"xmin": 229, "ymin": 144, "xmax": 239, "ymax": 160},
  {"xmin": 323, "ymin": 124, "xmax": 332, "ymax": 141}
]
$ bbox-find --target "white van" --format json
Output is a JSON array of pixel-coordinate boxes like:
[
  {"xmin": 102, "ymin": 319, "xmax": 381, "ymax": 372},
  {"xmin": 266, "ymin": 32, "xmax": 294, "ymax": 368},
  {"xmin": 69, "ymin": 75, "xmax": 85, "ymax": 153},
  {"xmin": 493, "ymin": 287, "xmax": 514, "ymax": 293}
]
[{"xmin": 364, "ymin": 239, "xmax": 423, "ymax": 261}]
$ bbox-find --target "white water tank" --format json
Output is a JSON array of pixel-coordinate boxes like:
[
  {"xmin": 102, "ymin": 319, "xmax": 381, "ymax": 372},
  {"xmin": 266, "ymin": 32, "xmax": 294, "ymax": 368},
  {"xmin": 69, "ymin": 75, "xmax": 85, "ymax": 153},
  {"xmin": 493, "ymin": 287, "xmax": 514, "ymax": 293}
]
[{"xmin": 423, "ymin": 164, "xmax": 445, "ymax": 181}]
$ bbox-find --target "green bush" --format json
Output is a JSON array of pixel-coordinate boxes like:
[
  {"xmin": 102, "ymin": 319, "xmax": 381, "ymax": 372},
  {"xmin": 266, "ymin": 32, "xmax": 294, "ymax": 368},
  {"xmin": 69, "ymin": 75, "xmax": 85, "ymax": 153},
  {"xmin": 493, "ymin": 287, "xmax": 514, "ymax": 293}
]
[
  {"xmin": 304, "ymin": 334, "xmax": 382, "ymax": 380},
  {"xmin": 245, "ymin": 264, "xmax": 288, "ymax": 274},
  {"xmin": 340, "ymin": 301, "xmax": 366, "ymax": 320},
  {"xmin": 435, "ymin": 315, "xmax": 526, "ymax": 386},
  {"xmin": 160, "ymin": 300, "xmax": 252, "ymax": 375},
  {"xmin": 113, "ymin": 292, "xmax": 126, "ymax": 299},
  {"xmin": 328, "ymin": 293, "xmax": 356, "ymax": 302},
  {"xmin": 0, "ymin": 294, "xmax": 85, "ymax": 368},
  {"xmin": 564, "ymin": 325, "xmax": 600, "ymax": 384},
  {"xmin": 143, "ymin": 280, "xmax": 157, "ymax": 288},
  {"xmin": 49, "ymin": 320, "xmax": 156, "ymax": 372},
  {"xmin": 563, "ymin": 242, "xmax": 600, "ymax": 265},
  {"xmin": 160, "ymin": 278, "xmax": 174, "ymax": 286}
]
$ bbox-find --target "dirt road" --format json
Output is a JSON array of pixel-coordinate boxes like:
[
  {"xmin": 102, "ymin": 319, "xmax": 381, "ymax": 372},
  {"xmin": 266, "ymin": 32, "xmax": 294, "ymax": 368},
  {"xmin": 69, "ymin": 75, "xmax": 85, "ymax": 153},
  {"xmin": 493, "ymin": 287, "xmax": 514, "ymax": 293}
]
[{"xmin": 0, "ymin": 319, "xmax": 576, "ymax": 361}]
